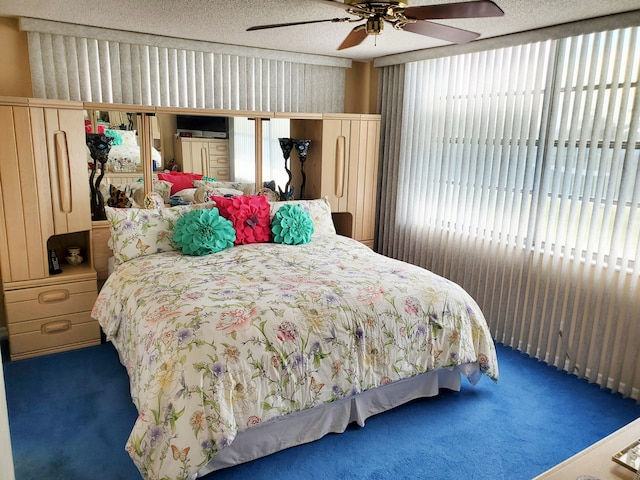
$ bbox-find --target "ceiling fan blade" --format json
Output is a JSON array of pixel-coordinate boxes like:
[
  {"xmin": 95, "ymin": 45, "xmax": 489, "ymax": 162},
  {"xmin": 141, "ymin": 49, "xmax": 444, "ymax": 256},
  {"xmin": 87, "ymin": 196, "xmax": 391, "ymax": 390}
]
[
  {"xmin": 338, "ymin": 26, "xmax": 368, "ymax": 50},
  {"xmin": 404, "ymin": 0, "xmax": 504, "ymax": 20},
  {"xmin": 402, "ymin": 20, "xmax": 480, "ymax": 44},
  {"xmin": 247, "ymin": 17, "xmax": 350, "ymax": 31}
]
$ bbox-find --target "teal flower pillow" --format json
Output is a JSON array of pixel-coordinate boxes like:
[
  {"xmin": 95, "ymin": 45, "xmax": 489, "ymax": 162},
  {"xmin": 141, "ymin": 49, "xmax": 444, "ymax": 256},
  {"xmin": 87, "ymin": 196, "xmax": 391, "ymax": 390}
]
[
  {"xmin": 104, "ymin": 129, "xmax": 123, "ymax": 146},
  {"xmin": 271, "ymin": 204, "xmax": 315, "ymax": 245},
  {"xmin": 174, "ymin": 208, "xmax": 236, "ymax": 256}
]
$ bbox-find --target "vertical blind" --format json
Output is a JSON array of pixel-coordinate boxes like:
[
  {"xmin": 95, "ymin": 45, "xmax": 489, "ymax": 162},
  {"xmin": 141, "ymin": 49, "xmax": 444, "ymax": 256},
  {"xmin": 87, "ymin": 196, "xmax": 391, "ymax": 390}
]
[
  {"xmin": 22, "ymin": 19, "xmax": 348, "ymax": 113},
  {"xmin": 378, "ymin": 26, "xmax": 640, "ymax": 399}
]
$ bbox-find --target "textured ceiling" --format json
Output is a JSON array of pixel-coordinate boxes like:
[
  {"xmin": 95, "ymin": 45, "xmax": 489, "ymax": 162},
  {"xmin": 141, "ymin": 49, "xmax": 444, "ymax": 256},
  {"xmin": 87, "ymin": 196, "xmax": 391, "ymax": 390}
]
[{"xmin": 0, "ymin": 0, "xmax": 639, "ymax": 62}]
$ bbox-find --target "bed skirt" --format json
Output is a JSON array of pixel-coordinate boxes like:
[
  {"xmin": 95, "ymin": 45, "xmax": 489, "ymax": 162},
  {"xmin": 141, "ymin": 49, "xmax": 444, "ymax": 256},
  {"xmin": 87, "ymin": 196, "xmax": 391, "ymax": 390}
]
[{"xmin": 194, "ymin": 363, "xmax": 483, "ymax": 478}]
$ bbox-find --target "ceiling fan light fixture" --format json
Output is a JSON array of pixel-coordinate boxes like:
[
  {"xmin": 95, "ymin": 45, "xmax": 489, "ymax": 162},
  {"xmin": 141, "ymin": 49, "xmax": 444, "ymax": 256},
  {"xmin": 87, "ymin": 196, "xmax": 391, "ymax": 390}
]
[
  {"xmin": 365, "ymin": 16, "xmax": 384, "ymax": 35},
  {"xmin": 249, "ymin": 0, "xmax": 505, "ymax": 50}
]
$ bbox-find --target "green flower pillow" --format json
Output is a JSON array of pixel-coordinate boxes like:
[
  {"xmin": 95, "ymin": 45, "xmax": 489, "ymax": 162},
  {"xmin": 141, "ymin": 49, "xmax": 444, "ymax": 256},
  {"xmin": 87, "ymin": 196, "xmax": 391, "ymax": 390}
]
[
  {"xmin": 271, "ymin": 203, "xmax": 315, "ymax": 245},
  {"xmin": 174, "ymin": 208, "xmax": 236, "ymax": 255}
]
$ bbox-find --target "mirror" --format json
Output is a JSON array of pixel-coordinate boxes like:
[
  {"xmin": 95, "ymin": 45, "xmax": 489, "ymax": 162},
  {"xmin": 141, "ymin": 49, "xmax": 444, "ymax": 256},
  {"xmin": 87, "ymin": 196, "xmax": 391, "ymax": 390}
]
[
  {"xmin": 85, "ymin": 107, "xmax": 293, "ymax": 211},
  {"xmin": 84, "ymin": 109, "xmax": 154, "ymax": 185},
  {"xmin": 155, "ymin": 112, "xmax": 291, "ymax": 193},
  {"xmin": 260, "ymin": 117, "xmax": 292, "ymax": 196}
]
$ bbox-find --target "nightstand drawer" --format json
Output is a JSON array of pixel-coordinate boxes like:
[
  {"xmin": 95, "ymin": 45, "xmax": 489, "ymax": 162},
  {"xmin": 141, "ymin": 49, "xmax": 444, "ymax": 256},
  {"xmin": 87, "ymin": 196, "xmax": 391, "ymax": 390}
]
[
  {"xmin": 8, "ymin": 311, "xmax": 100, "ymax": 359},
  {"xmin": 5, "ymin": 280, "xmax": 97, "ymax": 323}
]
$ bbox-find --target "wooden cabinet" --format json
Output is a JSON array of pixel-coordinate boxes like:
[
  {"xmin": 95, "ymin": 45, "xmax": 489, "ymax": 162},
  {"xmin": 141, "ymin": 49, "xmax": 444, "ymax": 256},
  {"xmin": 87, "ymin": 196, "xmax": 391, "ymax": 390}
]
[
  {"xmin": 0, "ymin": 98, "xmax": 100, "ymax": 359},
  {"xmin": 291, "ymin": 114, "xmax": 380, "ymax": 248},
  {"xmin": 174, "ymin": 137, "xmax": 231, "ymax": 181}
]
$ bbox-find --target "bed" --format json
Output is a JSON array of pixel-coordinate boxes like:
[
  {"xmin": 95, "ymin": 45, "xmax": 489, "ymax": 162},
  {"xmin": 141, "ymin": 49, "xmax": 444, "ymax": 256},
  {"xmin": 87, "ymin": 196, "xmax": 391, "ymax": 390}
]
[{"xmin": 92, "ymin": 197, "xmax": 499, "ymax": 480}]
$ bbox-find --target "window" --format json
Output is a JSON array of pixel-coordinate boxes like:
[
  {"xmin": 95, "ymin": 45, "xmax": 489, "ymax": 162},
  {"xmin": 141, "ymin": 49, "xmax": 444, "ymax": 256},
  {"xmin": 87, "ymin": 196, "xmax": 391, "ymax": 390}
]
[{"xmin": 400, "ymin": 26, "xmax": 639, "ymax": 270}]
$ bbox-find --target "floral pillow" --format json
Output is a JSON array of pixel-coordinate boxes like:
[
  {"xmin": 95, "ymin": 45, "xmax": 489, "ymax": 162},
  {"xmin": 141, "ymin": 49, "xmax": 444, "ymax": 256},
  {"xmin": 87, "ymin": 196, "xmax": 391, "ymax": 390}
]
[
  {"xmin": 106, "ymin": 204, "xmax": 211, "ymax": 265},
  {"xmin": 268, "ymin": 197, "xmax": 336, "ymax": 237},
  {"xmin": 212, "ymin": 194, "xmax": 271, "ymax": 245},
  {"xmin": 193, "ymin": 185, "xmax": 244, "ymax": 203},
  {"xmin": 193, "ymin": 180, "xmax": 255, "ymax": 196},
  {"xmin": 151, "ymin": 180, "xmax": 173, "ymax": 203}
]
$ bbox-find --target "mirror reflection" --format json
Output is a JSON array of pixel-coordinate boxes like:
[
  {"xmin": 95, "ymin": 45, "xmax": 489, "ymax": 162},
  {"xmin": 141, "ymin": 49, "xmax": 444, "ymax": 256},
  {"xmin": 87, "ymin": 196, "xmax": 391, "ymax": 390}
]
[
  {"xmin": 84, "ymin": 110, "xmax": 158, "ymax": 176},
  {"xmin": 85, "ymin": 109, "xmax": 292, "ymax": 210}
]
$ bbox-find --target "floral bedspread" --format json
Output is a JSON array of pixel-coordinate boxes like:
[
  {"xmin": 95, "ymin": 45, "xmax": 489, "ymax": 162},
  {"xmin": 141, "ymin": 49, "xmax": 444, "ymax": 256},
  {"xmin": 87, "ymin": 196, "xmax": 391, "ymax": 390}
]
[
  {"xmin": 102, "ymin": 145, "xmax": 162, "ymax": 173},
  {"xmin": 92, "ymin": 234, "xmax": 498, "ymax": 480}
]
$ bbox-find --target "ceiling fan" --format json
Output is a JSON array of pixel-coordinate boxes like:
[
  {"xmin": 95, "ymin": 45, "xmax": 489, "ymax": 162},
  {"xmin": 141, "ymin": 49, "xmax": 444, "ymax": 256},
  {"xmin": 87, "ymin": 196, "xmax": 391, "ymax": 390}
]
[{"xmin": 247, "ymin": 0, "xmax": 504, "ymax": 50}]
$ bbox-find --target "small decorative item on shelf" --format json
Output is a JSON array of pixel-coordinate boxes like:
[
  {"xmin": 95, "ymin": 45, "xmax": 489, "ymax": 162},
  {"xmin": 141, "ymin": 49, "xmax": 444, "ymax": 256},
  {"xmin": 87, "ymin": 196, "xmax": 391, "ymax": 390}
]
[
  {"xmin": 87, "ymin": 133, "xmax": 113, "ymax": 221},
  {"xmin": 48, "ymin": 249, "xmax": 62, "ymax": 275},
  {"xmin": 293, "ymin": 139, "xmax": 311, "ymax": 199},
  {"xmin": 65, "ymin": 246, "xmax": 83, "ymax": 266},
  {"xmin": 278, "ymin": 138, "xmax": 295, "ymax": 195}
]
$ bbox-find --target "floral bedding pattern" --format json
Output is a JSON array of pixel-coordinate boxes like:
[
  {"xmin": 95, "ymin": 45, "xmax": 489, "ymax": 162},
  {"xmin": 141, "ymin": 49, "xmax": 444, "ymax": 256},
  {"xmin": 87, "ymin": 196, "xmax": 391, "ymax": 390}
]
[
  {"xmin": 92, "ymin": 235, "xmax": 498, "ymax": 480},
  {"xmin": 101, "ymin": 144, "xmax": 162, "ymax": 173}
]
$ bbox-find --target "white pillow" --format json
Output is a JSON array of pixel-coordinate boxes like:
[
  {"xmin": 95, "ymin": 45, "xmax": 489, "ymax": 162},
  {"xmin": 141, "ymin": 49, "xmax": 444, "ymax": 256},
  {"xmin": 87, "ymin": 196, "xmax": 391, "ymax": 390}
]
[
  {"xmin": 173, "ymin": 188, "xmax": 197, "ymax": 202},
  {"xmin": 118, "ymin": 129, "xmax": 138, "ymax": 147}
]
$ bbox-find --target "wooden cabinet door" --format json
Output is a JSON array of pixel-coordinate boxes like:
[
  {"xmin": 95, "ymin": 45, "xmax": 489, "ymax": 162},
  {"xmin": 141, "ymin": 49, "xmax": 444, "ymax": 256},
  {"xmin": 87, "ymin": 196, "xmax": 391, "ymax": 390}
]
[
  {"xmin": 176, "ymin": 138, "xmax": 208, "ymax": 175},
  {"xmin": 320, "ymin": 118, "xmax": 353, "ymax": 213},
  {"xmin": 0, "ymin": 105, "xmax": 52, "ymax": 283},
  {"xmin": 291, "ymin": 114, "xmax": 380, "ymax": 246},
  {"xmin": 38, "ymin": 107, "xmax": 91, "ymax": 235},
  {"xmin": 348, "ymin": 116, "xmax": 380, "ymax": 245},
  {"xmin": 318, "ymin": 115, "xmax": 380, "ymax": 245}
]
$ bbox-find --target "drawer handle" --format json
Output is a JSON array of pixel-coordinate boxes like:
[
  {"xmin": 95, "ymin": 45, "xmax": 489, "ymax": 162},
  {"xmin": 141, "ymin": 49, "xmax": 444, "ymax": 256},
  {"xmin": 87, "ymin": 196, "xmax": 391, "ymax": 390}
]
[
  {"xmin": 41, "ymin": 320, "xmax": 71, "ymax": 334},
  {"xmin": 38, "ymin": 290, "xmax": 70, "ymax": 303}
]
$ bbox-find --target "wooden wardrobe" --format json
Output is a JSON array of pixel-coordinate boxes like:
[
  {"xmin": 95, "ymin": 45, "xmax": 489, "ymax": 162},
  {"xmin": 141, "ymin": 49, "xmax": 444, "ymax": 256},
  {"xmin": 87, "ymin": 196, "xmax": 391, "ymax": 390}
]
[{"xmin": 0, "ymin": 97, "xmax": 100, "ymax": 360}]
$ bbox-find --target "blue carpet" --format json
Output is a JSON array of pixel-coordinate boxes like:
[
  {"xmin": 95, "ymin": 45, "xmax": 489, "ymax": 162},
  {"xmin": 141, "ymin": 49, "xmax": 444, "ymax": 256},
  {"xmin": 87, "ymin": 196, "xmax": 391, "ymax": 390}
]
[{"xmin": 4, "ymin": 342, "xmax": 640, "ymax": 480}]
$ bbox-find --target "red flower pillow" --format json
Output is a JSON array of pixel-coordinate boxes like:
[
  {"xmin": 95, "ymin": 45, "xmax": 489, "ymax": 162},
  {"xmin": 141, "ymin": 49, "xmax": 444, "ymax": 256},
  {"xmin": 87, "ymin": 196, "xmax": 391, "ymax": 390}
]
[
  {"xmin": 212, "ymin": 195, "xmax": 271, "ymax": 245},
  {"xmin": 157, "ymin": 172, "xmax": 204, "ymax": 195}
]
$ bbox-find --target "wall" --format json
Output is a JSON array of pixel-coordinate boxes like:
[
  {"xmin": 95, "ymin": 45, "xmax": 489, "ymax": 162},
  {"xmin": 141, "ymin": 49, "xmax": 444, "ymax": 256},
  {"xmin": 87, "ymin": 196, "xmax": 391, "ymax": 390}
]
[
  {"xmin": 0, "ymin": 17, "xmax": 32, "ymax": 97},
  {"xmin": 345, "ymin": 61, "xmax": 379, "ymax": 114}
]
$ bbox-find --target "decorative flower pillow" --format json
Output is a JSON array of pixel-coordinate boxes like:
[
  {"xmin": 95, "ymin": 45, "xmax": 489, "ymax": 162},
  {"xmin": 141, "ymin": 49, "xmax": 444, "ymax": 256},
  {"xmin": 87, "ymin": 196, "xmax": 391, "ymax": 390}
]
[
  {"xmin": 106, "ymin": 204, "xmax": 211, "ymax": 265},
  {"xmin": 104, "ymin": 129, "xmax": 123, "ymax": 146},
  {"xmin": 272, "ymin": 204, "xmax": 315, "ymax": 245},
  {"xmin": 268, "ymin": 197, "xmax": 336, "ymax": 237},
  {"xmin": 173, "ymin": 208, "xmax": 236, "ymax": 256},
  {"xmin": 212, "ymin": 194, "xmax": 271, "ymax": 245}
]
